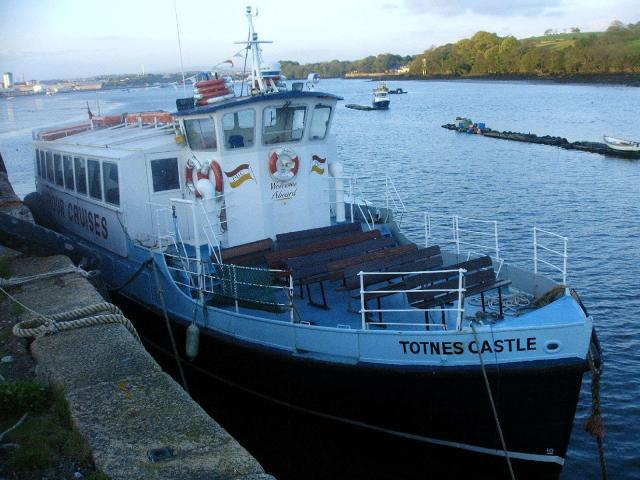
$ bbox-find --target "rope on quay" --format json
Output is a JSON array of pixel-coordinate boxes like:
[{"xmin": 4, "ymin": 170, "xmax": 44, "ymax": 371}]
[
  {"xmin": 470, "ymin": 323, "xmax": 516, "ymax": 480},
  {"xmin": 585, "ymin": 342, "xmax": 608, "ymax": 480},
  {"xmin": 0, "ymin": 265, "xmax": 140, "ymax": 342}
]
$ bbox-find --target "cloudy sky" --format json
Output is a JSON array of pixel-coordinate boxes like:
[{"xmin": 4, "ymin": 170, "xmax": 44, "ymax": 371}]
[{"xmin": 0, "ymin": 0, "xmax": 637, "ymax": 80}]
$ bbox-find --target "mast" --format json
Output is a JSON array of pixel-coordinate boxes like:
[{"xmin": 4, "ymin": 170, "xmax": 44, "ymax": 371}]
[{"xmin": 236, "ymin": 6, "xmax": 273, "ymax": 95}]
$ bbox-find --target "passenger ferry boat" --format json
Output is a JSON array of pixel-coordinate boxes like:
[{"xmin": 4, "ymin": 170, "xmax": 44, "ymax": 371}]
[
  {"xmin": 27, "ymin": 8, "xmax": 600, "ymax": 479},
  {"xmin": 372, "ymin": 82, "xmax": 390, "ymax": 109}
]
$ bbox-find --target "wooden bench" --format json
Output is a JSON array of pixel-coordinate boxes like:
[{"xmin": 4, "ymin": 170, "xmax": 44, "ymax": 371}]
[
  {"xmin": 408, "ymin": 256, "xmax": 512, "ymax": 326},
  {"xmin": 265, "ymin": 229, "xmax": 382, "ymax": 269},
  {"xmin": 220, "ymin": 238, "xmax": 274, "ymax": 266},
  {"xmin": 285, "ymin": 236, "xmax": 396, "ymax": 308},
  {"xmin": 276, "ymin": 222, "xmax": 362, "ymax": 250},
  {"xmin": 339, "ymin": 245, "xmax": 443, "ymax": 293}
]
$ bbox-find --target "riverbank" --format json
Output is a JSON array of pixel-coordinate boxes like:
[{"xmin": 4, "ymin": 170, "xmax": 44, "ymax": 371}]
[{"xmin": 345, "ymin": 72, "xmax": 640, "ymax": 87}]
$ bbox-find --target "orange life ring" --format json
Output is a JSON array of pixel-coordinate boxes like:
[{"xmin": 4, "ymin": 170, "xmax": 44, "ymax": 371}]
[
  {"xmin": 269, "ymin": 148, "xmax": 299, "ymax": 182},
  {"xmin": 209, "ymin": 161, "xmax": 223, "ymax": 193}
]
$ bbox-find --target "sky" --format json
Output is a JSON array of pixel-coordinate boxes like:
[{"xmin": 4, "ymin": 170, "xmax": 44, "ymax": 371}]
[{"xmin": 0, "ymin": 0, "xmax": 638, "ymax": 81}]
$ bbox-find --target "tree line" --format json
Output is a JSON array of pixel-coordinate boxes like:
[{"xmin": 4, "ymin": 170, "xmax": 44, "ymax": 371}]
[
  {"xmin": 280, "ymin": 54, "xmax": 414, "ymax": 79},
  {"xmin": 408, "ymin": 21, "xmax": 640, "ymax": 76},
  {"xmin": 280, "ymin": 21, "xmax": 640, "ymax": 79}
]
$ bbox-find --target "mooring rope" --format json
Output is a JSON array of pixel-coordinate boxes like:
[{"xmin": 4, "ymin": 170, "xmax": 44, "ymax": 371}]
[
  {"xmin": 0, "ymin": 267, "xmax": 140, "ymax": 343},
  {"xmin": 585, "ymin": 342, "xmax": 608, "ymax": 480},
  {"xmin": 470, "ymin": 323, "xmax": 516, "ymax": 480},
  {"xmin": 0, "ymin": 265, "xmax": 90, "ymax": 287}
]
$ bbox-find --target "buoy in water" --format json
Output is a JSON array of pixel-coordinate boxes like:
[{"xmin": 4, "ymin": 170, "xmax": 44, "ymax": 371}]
[{"xmin": 185, "ymin": 323, "xmax": 200, "ymax": 360}]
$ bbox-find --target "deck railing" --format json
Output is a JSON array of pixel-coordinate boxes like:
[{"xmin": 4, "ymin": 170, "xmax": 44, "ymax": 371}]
[
  {"xmin": 424, "ymin": 213, "xmax": 501, "ymax": 262},
  {"xmin": 358, "ymin": 268, "xmax": 466, "ymax": 331},
  {"xmin": 163, "ymin": 252, "xmax": 295, "ymax": 322},
  {"xmin": 533, "ymin": 227, "xmax": 568, "ymax": 284}
]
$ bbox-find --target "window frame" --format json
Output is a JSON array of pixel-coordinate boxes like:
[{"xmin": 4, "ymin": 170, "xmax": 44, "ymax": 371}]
[
  {"xmin": 74, "ymin": 157, "xmax": 88, "ymax": 196},
  {"xmin": 222, "ymin": 108, "xmax": 256, "ymax": 150},
  {"xmin": 35, "ymin": 149, "xmax": 41, "ymax": 177},
  {"xmin": 45, "ymin": 152, "xmax": 54, "ymax": 183},
  {"xmin": 53, "ymin": 153, "xmax": 63, "ymax": 187},
  {"xmin": 63, "ymin": 155, "xmax": 75, "ymax": 191},
  {"xmin": 261, "ymin": 104, "xmax": 308, "ymax": 146},
  {"xmin": 39, "ymin": 150, "xmax": 46, "ymax": 179},
  {"xmin": 308, "ymin": 104, "xmax": 333, "ymax": 141},
  {"xmin": 150, "ymin": 157, "xmax": 181, "ymax": 193},
  {"xmin": 183, "ymin": 116, "xmax": 218, "ymax": 151},
  {"xmin": 87, "ymin": 158, "xmax": 103, "ymax": 201},
  {"xmin": 102, "ymin": 161, "xmax": 120, "ymax": 206}
]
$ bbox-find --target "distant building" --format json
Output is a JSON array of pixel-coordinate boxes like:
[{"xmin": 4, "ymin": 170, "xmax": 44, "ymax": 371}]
[{"xmin": 2, "ymin": 72, "xmax": 13, "ymax": 89}]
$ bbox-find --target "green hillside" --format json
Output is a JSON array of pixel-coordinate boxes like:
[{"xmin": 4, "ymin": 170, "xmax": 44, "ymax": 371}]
[
  {"xmin": 408, "ymin": 22, "xmax": 640, "ymax": 76},
  {"xmin": 279, "ymin": 22, "xmax": 640, "ymax": 79}
]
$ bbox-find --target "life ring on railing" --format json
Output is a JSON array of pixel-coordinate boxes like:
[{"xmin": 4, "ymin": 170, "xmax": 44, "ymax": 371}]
[
  {"xmin": 209, "ymin": 160, "xmax": 223, "ymax": 193},
  {"xmin": 195, "ymin": 79, "xmax": 226, "ymax": 89},
  {"xmin": 269, "ymin": 148, "xmax": 299, "ymax": 182},
  {"xmin": 185, "ymin": 158, "xmax": 208, "ymax": 198}
]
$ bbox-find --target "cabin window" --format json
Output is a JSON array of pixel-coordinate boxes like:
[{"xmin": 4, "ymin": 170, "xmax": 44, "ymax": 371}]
[
  {"xmin": 39, "ymin": 151, "xmax": 46, "ymax": 179},
  {"xmin": 222, "ymin": 109, "xmax": 255, "ymax": 149},
  {"xmin": 35, "ymin": 150, "xmax": 41, "ymax": 177},
  {"xmin": 102, "ymin": 162, "xmax": 120, "ymax": 206},
  {"xmin": 74, "ymin": 157, "xmax": 87, "ymax": 195},
  {"xmin": 151, "ymin": 158, "xmax": 180, "ymax": 192},
  {"xmin": 53, "ymin": 154, "xmax": 64, "ymax": 187},
  {"xmin": 45, "ymin": 152, "xmax": 54, "ymax": 182},
  {"xmin": 309, "ymin": 105, "xmax": 332, "ymax": 140},
  {"xmin": 87, "ymin": 159, "xmax": 102, "ymax": 201},
  {"xmin": 262, "ymin": 105, "xmax": 306, "ymax": 145},
  {"xmin": 184, "ymin": 117, "xmax": 217, "ymax": 151},
  {"xmin": 63, "ymin": 155, "xmax": 74, "ymax": 191}
]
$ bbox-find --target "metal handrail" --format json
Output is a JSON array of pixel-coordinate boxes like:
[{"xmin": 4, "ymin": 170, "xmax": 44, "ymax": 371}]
[
  {"xmin": 533, "ymin": 227, "xmax": 568, "ymax": 284},
  {"xmin": 358, "ymin": 268, "xmax": 466, "ymax": 331}
]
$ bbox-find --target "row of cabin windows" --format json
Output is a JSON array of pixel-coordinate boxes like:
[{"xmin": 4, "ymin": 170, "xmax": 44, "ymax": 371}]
[
  {"xmin": 36, "ymin": 150, "xmax": 120, "ymax": 206},
  {"xmin": 183, "ymin": 104, "xmax": 332, "ymax": 152}
]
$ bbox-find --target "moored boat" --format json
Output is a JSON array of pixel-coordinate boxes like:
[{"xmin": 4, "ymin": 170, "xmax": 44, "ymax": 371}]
[
  {"xmin": 25, "ymin": 7, "xmax": 601, "ymax": 479},
  {"xmin": 372, "ymin": 82, "xmax": 390, "ymax": 109},
  {"xmin": 603, "ymin": 134, "xmax": 640, "ymax": 152}
]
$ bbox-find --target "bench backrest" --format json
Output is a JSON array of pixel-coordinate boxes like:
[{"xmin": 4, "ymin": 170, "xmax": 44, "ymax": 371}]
[
  {"xmin": 326, "ymin": 243, "xmax": 417, "ymax": 275},
  {"xmin": 343, "ymin": 245, "xmax": 442, "ymax": 280},
  {"xmin": 221, "ymin": 238, "xmax": 274, "ymax": 266},
  {"xmin": 287, "ymin": 237, "xmax": 396, "ymax": 280},
  {"xmin": 266, "ymin": 229, "xmax": 382, "ymax": 269},
  {"xmin": 276, "ymin": 222, "xmax": 361, "ymax": 249}
]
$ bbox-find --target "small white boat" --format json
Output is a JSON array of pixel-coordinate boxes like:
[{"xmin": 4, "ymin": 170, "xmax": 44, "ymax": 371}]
[
  {"xmin": 603, "ymin": 135, "xmax": 640, "ymax": 152},
  {"xmin": 372, "ymin": 82, "xmax": 390, "ymax": 109}
]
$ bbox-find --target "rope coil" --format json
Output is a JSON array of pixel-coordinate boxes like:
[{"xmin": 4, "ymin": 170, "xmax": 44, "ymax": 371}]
[{"xmin": 12, "ymin": 302, "xmax": 141, "ymax": 343}]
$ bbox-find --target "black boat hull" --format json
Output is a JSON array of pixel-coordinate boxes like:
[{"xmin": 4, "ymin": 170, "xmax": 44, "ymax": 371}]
[{"xmin": 116, "ymin": 295, "xmax": 587, "ymax": 480}]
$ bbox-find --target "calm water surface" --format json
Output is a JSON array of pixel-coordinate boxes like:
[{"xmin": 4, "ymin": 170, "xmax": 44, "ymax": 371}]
[{"xmin": 1, "ymin": 79, "xmax": 638, "ymax": 479}]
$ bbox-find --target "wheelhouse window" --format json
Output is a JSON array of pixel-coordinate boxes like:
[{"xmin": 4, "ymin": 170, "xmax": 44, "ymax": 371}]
[
  {"xmin": 102, "ymin": 162, "xmax": 119, "ymax": 206},
  {"xmin": 262, "ymin": 105, "xmax": 306, "ymax": 145},
  {"xmin": 309, "ymin": 105, "xmax": 332, "ymax": 140},
  {"xmin": 87, "ymin": 159, "xmax": 102, "ymax": 201},
  {"xmin": 45, "ymin": 152, "xmax": 54, "ymax": 182},
  {"xmin": 74, "ymin": 157, "xmax": 87, "ymax": 195},
  {"xmin": 151, "ymin": 158, "xmax": 180, "ymax": 192},
  {"xmin": 184, "ymin": 117, "xmax": 217, "ymax": 151},
  {"xmin": 39, "ymin": 151, "xmax": 46, "ymax": 179},
  {"xmin": 63, "ymin": 155, "xmax": 74, "ymax": 191},
  {"xmin": 222, "ymin": 109, "xmax": 255, "ymax": 149},
  {"xmin": 53, "ymin": 154, "xmax": 63, "ymax": 186},
  {"xmin": 35, "ymin": 150, "xmax": 41, "ymax": 177}
]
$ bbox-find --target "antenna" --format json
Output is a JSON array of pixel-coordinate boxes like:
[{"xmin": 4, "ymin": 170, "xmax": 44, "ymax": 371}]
[
  {"xmin": 173, "ymin": 0, "xmax": 186, "ymax": 97},
  {"xmin": 235, "ymin": 6, "xmax": 273, "ymax": 95}
]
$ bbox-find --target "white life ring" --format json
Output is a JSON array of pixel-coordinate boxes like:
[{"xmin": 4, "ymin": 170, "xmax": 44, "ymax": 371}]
[{"xmin": 269, "ymin": 148, "xmax": 299, "ymax": 182}]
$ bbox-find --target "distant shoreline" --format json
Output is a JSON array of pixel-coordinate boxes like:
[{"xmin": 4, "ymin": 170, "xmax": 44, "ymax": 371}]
[{"xmin": 344, "ymin": 73, "xmax": 640, "ymax": 87}]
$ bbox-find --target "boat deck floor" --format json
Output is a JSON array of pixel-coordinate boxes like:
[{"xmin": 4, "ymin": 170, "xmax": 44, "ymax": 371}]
[{"xmin": 222, "ymin": 277, "xmax": 533, "ymax": 332}]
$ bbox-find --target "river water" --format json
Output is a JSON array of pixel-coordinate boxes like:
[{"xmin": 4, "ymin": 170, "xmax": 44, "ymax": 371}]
[{"xmin": 1, "ymin": 79, "xmax": 638, "ymax": 479}]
